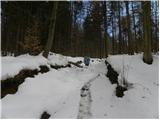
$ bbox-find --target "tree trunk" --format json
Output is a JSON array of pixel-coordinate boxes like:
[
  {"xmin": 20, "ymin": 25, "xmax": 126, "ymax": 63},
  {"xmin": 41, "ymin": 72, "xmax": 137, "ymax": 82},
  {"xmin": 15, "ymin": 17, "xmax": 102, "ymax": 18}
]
[
  {"xmin": 142, "ymin": 1, "xmax": 153, "ymax": 64},
  {"xmin": 103, "ymin": 1, "xmax": 108, "ymax": 58},
  {"xmin": 111, "ymin": 1, "xmax": 115, "ymax": 55},
  {"xmin": 155, "ymin": 1, "xmax": 159, "ymax": 53},
  {"xmin": 43, "ymin": 2, "xmax": 58, "ymax": 58},
  {"xmin": 125, "ymin": 1, "xmax": 134, "ymax": 55},
  {"xmin": 132, "ymin": 2, "xmax": 138, "ymax": 53},
  {"xmin": 118, "ymin": 2, "xmax": 122, "ymax": 54}
]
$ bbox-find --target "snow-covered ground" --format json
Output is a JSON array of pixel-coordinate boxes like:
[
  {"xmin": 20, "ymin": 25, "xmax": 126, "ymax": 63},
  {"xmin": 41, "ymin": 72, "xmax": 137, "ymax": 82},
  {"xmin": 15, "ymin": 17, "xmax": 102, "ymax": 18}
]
[
  {"xmin": 91, "ymin": 54, "xmax": 159, "ymax": 118},
  {"xmin": 1, "ymin": 52, "xmax": 84, "ymax": 80},
  {"xmin": 1, "ymin": 53, "xmax": 159, "ymax": 118},
  {"xmin": 1, "ymin": 54, "xmax": 48, "ymax": 80}
]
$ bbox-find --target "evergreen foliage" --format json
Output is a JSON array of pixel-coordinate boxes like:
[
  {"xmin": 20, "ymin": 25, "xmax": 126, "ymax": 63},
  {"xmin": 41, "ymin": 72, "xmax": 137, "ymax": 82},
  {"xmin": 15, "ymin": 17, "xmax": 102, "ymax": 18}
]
[{"xmin": 21, "ymin": 18, "xmax": 42, "ymax": 55}]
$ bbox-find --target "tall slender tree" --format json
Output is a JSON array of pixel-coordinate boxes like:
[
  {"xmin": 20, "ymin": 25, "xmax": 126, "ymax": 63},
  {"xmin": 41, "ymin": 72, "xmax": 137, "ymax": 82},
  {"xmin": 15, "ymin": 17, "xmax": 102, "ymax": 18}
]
[
  {"xmin": 125, "ymin": 1, "xmax": 134, "ymax": 55},
  {"xmin": 43, "ymin": 2, "xmax": 58, "ymax": 58},
  {"xmin": 111, "ymin": 1, "xmax": 115, "ymax": 54},
  {"xmin": 142, "ymin": 1, "xmax": 153, "ymax": 64},
  {"xmin": 118, "ymin": 2, "xmax": 122, "ymax": 54},
  {"xmin": 131, "ymin": 2, "xmax": 138, "ymax": 53},
  {"xmin": 103, "ymin": 1, "xmax": 108, "ymax": 57}
]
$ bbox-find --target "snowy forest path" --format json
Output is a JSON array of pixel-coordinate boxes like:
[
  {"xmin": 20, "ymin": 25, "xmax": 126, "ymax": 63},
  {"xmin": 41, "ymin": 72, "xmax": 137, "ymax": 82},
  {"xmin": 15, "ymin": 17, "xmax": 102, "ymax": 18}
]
[{"xmin": 77, "ymin": 74, "xmax": 100, "ymax": 119}]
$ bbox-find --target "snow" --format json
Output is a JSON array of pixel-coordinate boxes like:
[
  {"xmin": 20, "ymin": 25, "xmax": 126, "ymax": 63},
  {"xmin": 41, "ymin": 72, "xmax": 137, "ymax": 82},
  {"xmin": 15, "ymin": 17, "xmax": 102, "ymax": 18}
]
[
  {"xmin": 2, "ymin": 68, "xmax": 80, "ymax": 118},
  {"xmin": 1, "ymin": 53, "xmax": 103, "ymax": 118},
  {"xmin": 48, "ymin": 53, "xmax": 69, "ymax": 65},
  {"xmin": 1, "ymin": 52, "xmax": 84, "ymax": 81},
  {"xmin": 105, "ymin": 54, "xmax": 159, "ymax": 118},
  {"xmin": 90, "ymin": 75, "xmax": 116, "ymax": 118},
  {"xmin": 1, "ymin": 53, "xmax": 49, "ymax": 80},
  {"xmin": 48, "ymin": 52, "xmax": 84, "ymax": 66},
  {"xmin": 1, "ymin": 53, "xmax": 159, "ymax": 118}
]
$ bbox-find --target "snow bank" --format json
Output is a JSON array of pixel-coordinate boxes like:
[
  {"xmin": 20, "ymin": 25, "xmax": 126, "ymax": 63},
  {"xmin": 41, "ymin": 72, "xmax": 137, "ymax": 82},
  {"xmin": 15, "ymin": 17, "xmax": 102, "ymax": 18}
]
[
  {"xmin": 93, "ymin": 54, "xmax": 159, "ymax": 118},
  {"xmin": 1, "ymin": 53, "xmax": 158, "ymax": 118},
  {"xmin": 1, "ymin": 54, "xmax": 104, "ymax": 118},
  {"xmin": 48, "ymin": 52, "xmax": 84, "ymax": 66},
  {"xmin": 1, "ymin": 54, "xmax": 48, "ymax": 80},
  {"xmin": 107, "ymin": 54, "xmax": 158, "ymax": 84},
  {"xmin": 48, "ymin": 53, "xmax": 68, "ymax": 65},
  {"xmin": 1, "ymin": 52, "xmax": 84, "ymax": 80}
]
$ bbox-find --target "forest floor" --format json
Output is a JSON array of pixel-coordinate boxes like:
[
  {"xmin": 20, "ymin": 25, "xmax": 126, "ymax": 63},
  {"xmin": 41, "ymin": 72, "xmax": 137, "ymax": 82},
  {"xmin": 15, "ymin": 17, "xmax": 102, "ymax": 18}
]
[{"xmin": 1, "ymin": 52, "xmax": 159, "ymax": 118}]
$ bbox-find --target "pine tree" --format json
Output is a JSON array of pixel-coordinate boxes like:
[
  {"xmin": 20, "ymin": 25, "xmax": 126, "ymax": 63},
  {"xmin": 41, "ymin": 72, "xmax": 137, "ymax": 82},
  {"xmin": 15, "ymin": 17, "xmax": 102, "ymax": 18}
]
[{"xmin": 21, "ymin": 17, "xmax": 42, "ymax": 55}]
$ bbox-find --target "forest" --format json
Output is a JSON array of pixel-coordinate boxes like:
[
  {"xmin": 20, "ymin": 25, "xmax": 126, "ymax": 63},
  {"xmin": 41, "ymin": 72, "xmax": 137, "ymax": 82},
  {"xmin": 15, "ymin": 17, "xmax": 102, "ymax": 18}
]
[
  {"xmin": 1, "ymin": 1, "xmax": 159, "ymax": 62},
  {"xmin": 1, "ymin": 1, "xmax": 159, "ymax": 119}
]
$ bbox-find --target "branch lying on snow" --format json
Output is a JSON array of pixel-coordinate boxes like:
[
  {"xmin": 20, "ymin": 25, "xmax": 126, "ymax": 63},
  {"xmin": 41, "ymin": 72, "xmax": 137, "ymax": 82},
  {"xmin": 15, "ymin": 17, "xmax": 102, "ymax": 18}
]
[
  {"xmin": 68, "ymin": 61, "xmax": 83, "ymax": 68},
  {"xmin": 50, "ymin": 61, "xmax": 83, "ymax": 69},
  {"xmin": 50, "ymin": 64, "xmax": 71, "ymax": 69}
]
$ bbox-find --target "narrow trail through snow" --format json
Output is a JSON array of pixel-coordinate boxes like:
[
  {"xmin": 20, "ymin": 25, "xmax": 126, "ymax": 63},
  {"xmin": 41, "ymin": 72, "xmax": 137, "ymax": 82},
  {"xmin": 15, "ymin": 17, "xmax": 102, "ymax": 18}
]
[{"xmin": 77, "ymin": 74, "xmax": 100, "ymax": 119}]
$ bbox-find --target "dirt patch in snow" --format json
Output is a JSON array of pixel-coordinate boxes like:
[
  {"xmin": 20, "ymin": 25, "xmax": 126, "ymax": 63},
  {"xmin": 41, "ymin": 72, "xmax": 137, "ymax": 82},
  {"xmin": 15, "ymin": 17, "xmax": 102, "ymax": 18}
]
[
  {"xmin": 105, "ymin": 60, "xmax": 127, "ymax": 97},
  {"xmin": 77, "ymin": 83, "xmax": 92, "ymax": 119},
  {"xmin": 50, "ymin": 64, "xmax": 71, "ymax": 69},
  {"xmin": 105, "ymin": 61, "xmax": 118, "ymax": 84},
  {"xmin": 116, "ymin": 85, "xmax": 127, "ymax": 97},
  {"xmin": 39, "ymin": 65, "xmax": 50, "ymax": 73},
  {"xmin": 50, "ymin": 61, "xmax": 83, "ymax": 70},
  {"xmin": 40, "ymin": 111, "xmax": 51, "ymax": 119},
  {"xmin": 1, "ymin": 65, "xmax": 49, "ymax": 98}
]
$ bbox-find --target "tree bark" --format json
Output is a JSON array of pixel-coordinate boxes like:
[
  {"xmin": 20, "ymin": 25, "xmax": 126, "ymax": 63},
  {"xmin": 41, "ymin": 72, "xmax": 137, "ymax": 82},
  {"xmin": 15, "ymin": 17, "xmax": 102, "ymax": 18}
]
[
  {"xmin": 132, "ymin": 2, "xmax": 138, "ymax": 53},
  {"xmin": 43, "ymin": 2, "xmax": 58, "ymax": 58},
  {"xmin": 118, "ymin": 2, "xmax": 122, "ymax": 54},
  {"xmin": 155, "ymin": 1, "xmax": 159, "ymax": 52},
  {"xmin": 125, "ymin": 1, "xmax": 134, "ymax": 55},
  {"xmin": 111, "ymin": 1, "xmax": 115, "ymax": 54},
  {"xmin": 103, "ymin": 1, "xmax": 108, "ymax": 58},
  {"xmin": 142, "ymin": 1, "xmax": 153, "ymax": 64}
]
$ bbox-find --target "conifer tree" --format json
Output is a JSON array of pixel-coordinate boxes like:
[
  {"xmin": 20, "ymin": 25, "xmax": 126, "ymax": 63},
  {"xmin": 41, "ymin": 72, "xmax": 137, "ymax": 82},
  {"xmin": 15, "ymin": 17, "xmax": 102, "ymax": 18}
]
[{"xmin": 22, "ymin": 17, "xmax": 42, "ymax": 55}]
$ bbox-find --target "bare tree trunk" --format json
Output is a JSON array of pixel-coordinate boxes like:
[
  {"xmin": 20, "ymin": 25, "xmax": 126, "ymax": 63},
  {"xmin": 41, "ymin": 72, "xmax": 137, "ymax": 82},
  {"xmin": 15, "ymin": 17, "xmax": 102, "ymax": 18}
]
[
  {"xmin": 132, "ymin": 2, "xmax": 138, "ymax": 53},
  {"xmin": 111, "ymin": 1, "xmax": 115, "ymax": 55},
  {"xmin": 43, "ymin": 2, "xmax": 58, "ymax": 58},
  {"xmin": 155, "ymin": 1, "xmax": 159, "ymax": 53},
  {"xmin": 103, "ymin": 1, "xmax": 108, "ymax": 58},
  {"xmin": 118, "ymin": 2, "xmax": 122, "ymax": 54},
  {"xmin": 125, "ymin": 1, "xmax": 134, "ymax": 55},
  {"xmin": 142, "ymin": 1, "xmax": 153, "ymax": 64}
]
